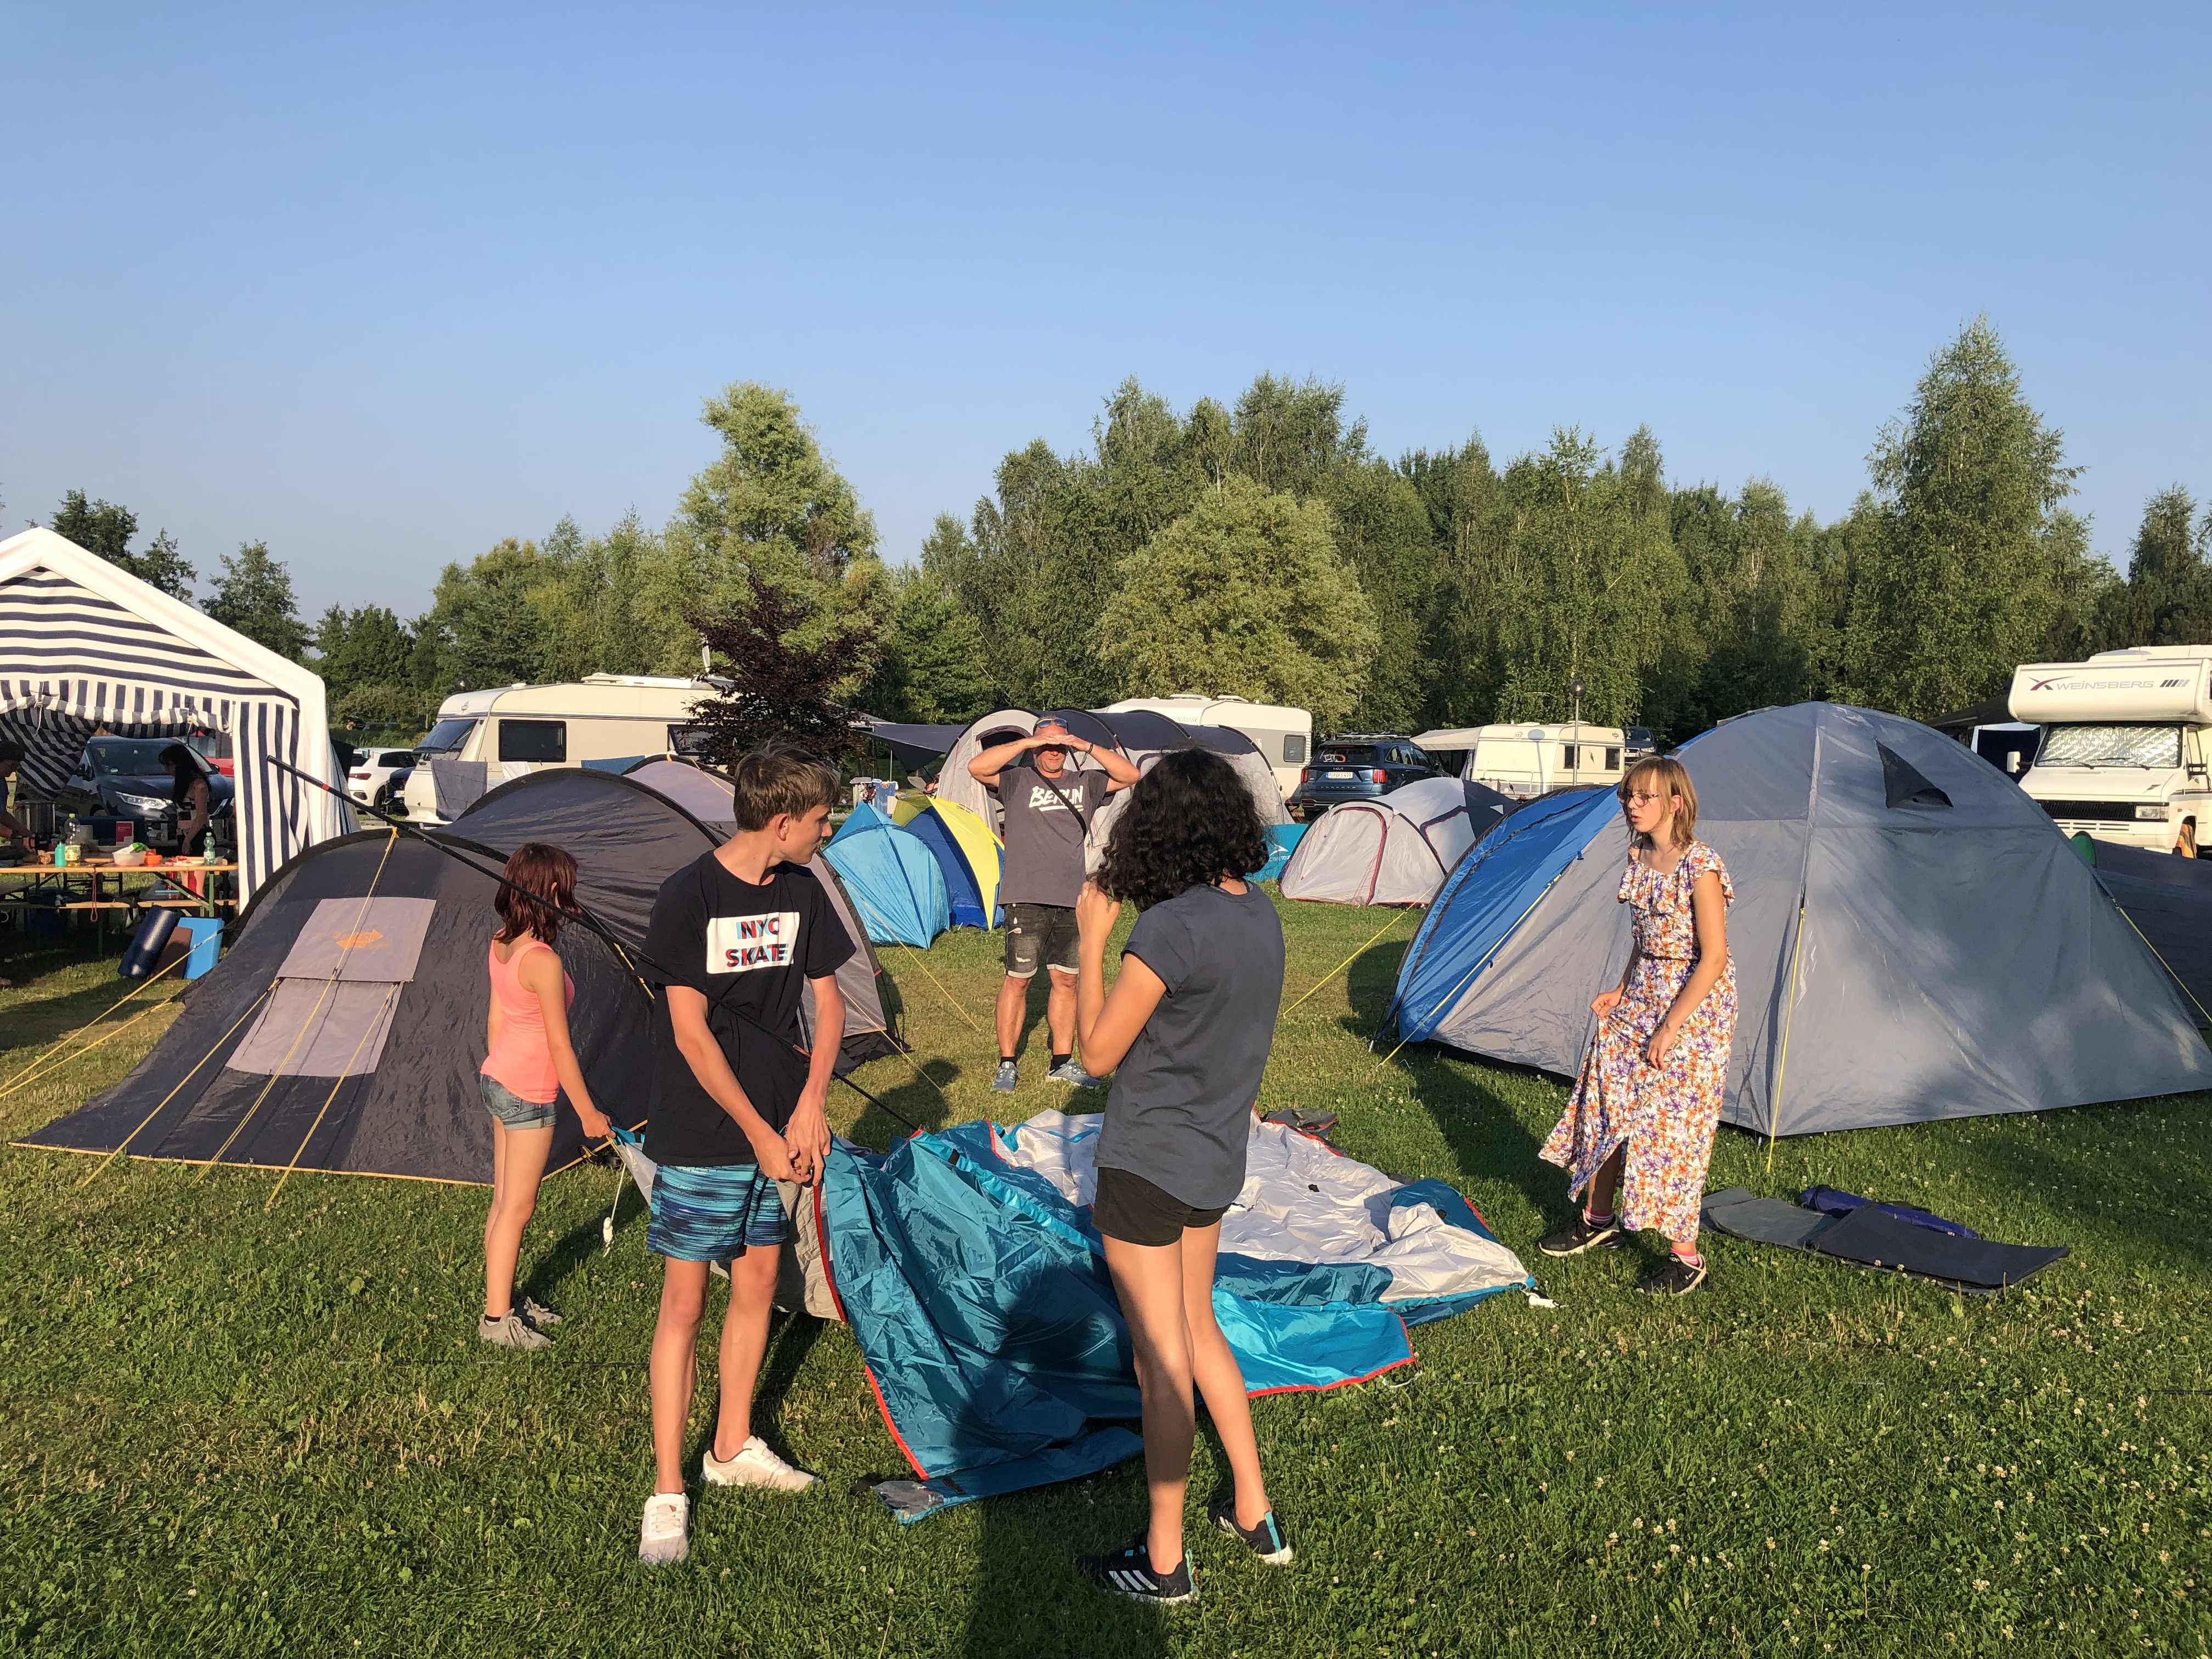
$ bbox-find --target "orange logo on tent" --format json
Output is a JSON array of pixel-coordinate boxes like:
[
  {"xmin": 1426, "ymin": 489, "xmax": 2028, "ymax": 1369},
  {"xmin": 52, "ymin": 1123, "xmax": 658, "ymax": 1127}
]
[{"xmin": 334, "ymin": 929, "xmax": 385, "ymax": 949}]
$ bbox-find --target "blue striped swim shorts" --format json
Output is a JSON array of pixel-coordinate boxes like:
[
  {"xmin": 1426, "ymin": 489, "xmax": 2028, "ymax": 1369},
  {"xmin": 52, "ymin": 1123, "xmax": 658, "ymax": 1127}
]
[{"xmin": 646, "ymin": 1163, "xmax": 790, "ymax": 1262}]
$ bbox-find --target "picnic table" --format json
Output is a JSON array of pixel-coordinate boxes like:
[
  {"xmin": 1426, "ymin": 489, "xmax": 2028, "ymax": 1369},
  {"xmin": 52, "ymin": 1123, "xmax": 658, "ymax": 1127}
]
[{"xmin": 0, "ymin": 859, "xmax": 240, "ymax": 950}]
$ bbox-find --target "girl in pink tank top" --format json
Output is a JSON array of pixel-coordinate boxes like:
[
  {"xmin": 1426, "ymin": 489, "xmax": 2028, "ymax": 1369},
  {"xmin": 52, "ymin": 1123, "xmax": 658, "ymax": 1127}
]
[{"xmin": 478, "ymin": 843, "xmax": 613, "ymax": 1351}]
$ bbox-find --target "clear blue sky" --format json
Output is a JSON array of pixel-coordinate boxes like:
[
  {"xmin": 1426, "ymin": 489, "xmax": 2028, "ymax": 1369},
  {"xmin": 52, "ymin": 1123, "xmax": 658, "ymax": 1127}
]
[{"xmin": 4, "ymin": 3, "xmax": 2205, "ymax": 618}]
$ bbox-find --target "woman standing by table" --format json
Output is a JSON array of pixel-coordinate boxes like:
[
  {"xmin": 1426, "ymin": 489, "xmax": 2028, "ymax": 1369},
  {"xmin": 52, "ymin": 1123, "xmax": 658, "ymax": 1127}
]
[{"xmin": 157, "ymin": 745, "xmax": 213, "ymax": 853}]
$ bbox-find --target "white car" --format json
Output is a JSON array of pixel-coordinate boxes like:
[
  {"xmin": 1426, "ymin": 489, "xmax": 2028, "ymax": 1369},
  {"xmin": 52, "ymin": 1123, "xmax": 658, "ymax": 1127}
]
[{"xmin": 346, "ymin": 747, "xmax": 415, "ymax": 810}]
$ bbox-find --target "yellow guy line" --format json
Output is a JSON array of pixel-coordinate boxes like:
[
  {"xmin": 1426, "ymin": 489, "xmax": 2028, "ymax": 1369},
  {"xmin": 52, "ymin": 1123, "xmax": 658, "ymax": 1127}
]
[
  {"xmin": 2113, "ymin": 905, "xmax": 2212, "ymax": 1029},
  {"xmin": 1278, "ymin": 907, "xmax": 1414, "ymax": 1022},
  {"xmin": 0, "ymin": 952, "xmax": 190, "ymax": 1098},
  {"xmin": 77, "ymin": 984, "xmax": 276, "ymax": 1186},
  {"xmin": 266, "ymin": 981, "xmax": 400, "ymax": 1209},
  {"xmin": 198, "ymin": 828, "xmax": 398, "ymax": 1178}
]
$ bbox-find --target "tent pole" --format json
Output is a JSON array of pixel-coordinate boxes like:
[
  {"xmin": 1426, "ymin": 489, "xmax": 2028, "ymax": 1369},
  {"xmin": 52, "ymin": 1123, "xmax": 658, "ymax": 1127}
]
[{"xmin": 1766, "ymin": 724, "xmax": 1824, "ymax": 1172}]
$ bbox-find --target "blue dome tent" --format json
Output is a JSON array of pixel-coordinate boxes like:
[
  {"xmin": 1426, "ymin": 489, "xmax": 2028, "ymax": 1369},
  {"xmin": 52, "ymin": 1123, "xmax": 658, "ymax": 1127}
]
[{"xmin": 821, "ymin": 803, "xmax": 951, "ymax": 947}]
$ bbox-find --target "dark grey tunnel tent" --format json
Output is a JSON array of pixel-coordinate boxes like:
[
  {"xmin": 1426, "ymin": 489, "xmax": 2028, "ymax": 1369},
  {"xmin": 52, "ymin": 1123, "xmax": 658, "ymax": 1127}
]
[
  {"xmin": 1389, "ymin": 702, "xmax": 2212, "ymax": 1136},
  {"xmin": 22, "ymin": 768, "xmax": 901, "ymax": 1183}
]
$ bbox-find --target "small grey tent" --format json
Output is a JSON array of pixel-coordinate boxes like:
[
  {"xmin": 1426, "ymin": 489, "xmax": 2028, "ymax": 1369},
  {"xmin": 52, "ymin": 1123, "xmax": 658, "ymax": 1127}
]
[
  {"xmin": 1388, "ymin": 702, "xmax": 2212, "ymax": 1135},
  {"xmin": 1279, "ymin": 776, "xmax": 1515, "ymax": 905}
]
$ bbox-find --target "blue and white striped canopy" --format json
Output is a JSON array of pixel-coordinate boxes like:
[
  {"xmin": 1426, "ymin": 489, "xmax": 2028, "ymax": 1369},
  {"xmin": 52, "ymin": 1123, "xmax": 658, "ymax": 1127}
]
[{"xmin": 0, "ymin": 528, "xmax": 349, "ymax": 902}]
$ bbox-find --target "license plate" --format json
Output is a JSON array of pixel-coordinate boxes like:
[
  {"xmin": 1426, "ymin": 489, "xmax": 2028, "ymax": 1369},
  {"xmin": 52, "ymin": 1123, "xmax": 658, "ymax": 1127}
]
[{"xmin": 1326, "ymin": 770, "xmax": 1355, "ymax": 779}]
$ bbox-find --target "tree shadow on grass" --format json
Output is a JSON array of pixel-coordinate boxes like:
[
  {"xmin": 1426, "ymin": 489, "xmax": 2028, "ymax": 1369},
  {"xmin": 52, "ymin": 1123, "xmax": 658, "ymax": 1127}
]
[{"xmin": 1345, "ymin": 940, "xmax": 1564, "ymax": 1222}]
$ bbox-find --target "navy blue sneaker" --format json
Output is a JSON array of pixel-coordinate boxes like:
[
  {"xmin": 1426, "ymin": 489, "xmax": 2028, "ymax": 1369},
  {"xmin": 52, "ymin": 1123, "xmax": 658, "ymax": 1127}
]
[
  {"xmin": 1208, "ymin": 1498, "xmax": 1293, "ymax": 1565},
  {"xmin": 1077, "ymin": 1534, "xmax": 1197, "ymax": 1605}
]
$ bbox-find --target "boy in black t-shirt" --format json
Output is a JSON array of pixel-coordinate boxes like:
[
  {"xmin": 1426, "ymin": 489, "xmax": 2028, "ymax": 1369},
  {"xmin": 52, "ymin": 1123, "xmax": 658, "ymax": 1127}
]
[{"xmin": 636, "ymin": 746, "xmax": 854, "ymax": 1566}]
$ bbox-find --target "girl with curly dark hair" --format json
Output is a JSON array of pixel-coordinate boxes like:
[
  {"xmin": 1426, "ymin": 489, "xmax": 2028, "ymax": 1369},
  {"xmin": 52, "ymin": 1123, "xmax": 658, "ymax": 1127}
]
[{"xmin": 1069, "ymin": 748, "xmax": 1290, "ymax": 1602}]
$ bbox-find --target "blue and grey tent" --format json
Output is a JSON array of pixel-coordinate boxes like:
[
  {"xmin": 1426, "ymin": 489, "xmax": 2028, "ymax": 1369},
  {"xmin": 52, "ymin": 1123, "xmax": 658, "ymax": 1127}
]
[
  {"xmin": 812, "ymin": 1108, "xmax": 1533, "ymax": 1519},
  {"xmin": 1388, "ymin": 702, "xmax": 2212, "ymax": 1136},
  {"xmin": 821, "ymin": 803, "xmax": 951, "ymax": 947}
]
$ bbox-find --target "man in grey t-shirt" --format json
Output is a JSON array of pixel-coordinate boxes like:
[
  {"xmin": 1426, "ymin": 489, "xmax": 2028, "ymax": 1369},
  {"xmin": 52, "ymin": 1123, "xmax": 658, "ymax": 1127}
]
[{"xmin": 968, "ymin": 718, "xmax": 1139, "ymax": 1091}]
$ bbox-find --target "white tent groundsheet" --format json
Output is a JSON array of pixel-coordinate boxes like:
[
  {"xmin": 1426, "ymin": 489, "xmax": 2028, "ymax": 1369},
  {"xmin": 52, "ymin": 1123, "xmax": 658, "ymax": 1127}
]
[
  {"xmin": 1280, "ymin": 776, "xmax": 1514, "ymax": 905},
  {"xmin": 0, "ymin": 527, "xmax": 349, "ymax": 901},
  {"xmin": 1002, "ymin": 1108, "xmax": 1531, "ymax": 1306}
]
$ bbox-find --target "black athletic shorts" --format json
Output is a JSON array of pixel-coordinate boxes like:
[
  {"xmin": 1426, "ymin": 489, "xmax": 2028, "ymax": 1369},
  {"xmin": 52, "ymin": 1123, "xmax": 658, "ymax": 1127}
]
[
  {"xmin": 1003, "ymin": 901, "xmax": 1079, "ymax": 980},
  {"xmin": 1092, "ymin": 1165, "xmax": 1229, "ymax": 1246}
]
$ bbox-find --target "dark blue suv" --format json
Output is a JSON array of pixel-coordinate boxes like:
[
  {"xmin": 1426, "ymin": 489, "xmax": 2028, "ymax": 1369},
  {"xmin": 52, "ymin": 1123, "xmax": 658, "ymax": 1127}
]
[{"xmin": 1288, "ymin": 735, "xmax": 1441, "ymax": 820}]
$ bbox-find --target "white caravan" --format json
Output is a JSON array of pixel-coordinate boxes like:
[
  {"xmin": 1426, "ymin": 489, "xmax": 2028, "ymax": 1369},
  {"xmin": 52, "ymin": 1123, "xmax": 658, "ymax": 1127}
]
[
  {"xmin": 1413, "ymin": 723, "xmax": 1641, "ymax": 800},
  {"xmin": 398, "ymin": 675, "xmax": 715, "ymax": 825},
  {"xmin": 2008, "ymin": 646, "xmax": 2212, "ymax": 851},
  {"xmin": 1102, "ymin": 695, "xmax": 1313, "ymax": 799}
]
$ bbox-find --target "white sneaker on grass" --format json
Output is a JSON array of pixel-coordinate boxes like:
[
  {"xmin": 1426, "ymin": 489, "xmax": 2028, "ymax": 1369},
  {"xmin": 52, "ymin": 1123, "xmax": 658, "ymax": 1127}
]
[
  {"xmin": 702, "ymin": 1435, "xmax": 819, "ymax": 1492},
  {"xmin": 991, "ymin": 1059, "xmax": 1019, "ymax": 1093},
  {"xmin": 519, "ymin": 1296, "xmax": 562, "ymax": 1328},
  {"xmin": 479, "ymin": 1311, "xmax": 551, "ymax": 1351},
  {"xmin": 1046, "ymin": 1058, "xmax": 1097, "ymax": 1088},
  {"xmin": 639, "ymin": 1492, "xmax": 689, "ymax": 1565}
]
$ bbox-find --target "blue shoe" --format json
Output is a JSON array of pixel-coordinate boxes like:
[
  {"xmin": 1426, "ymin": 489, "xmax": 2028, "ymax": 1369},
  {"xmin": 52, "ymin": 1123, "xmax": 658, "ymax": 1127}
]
[
  {"xmin": 991, "ymin": 1059, "xmax": 1018, "ymax": 1093},
  {"xmin": 1078, "ymin": 1534, "xmax": 1196, "ymax": 1605},
  {"xmin": 1209, "ymin": 1498, "xmax": 1293, "ymax": 1565},
  {"xmin": 1046, "ymin": 1058, "xmax": 1097, "ymax": 1087}
]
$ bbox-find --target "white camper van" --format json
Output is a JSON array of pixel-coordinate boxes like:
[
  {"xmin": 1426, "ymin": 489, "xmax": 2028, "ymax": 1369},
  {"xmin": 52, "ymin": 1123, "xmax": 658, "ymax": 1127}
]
[
  {"xmin": 398, "ymin": 675, "xmax": 715, "ymax": 825},
  {"xmin": 2008, "ymin": 646, "xmax": 2212, "ymax": 851},
  {"xmin": 1102, "ymin": 695, "xmax": 1313, "ymax": 799},
  {"xmin": 1413, "ymin": 723, "xmax": 1651, "ymax": 800}
]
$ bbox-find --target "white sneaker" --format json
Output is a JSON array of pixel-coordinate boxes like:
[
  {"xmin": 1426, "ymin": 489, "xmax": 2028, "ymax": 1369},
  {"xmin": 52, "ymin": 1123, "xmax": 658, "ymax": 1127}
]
[
  {"xmin": 702, "ymin": 1435, "xmax": 819, "ymax": 1492},
  {"xmin": 478, "ymin": 1311, "xmax": 552, "ymax": 1351},
  {"xmin": 639, "ymin": 1491, "xmax": 689, "ymax": 1565}
]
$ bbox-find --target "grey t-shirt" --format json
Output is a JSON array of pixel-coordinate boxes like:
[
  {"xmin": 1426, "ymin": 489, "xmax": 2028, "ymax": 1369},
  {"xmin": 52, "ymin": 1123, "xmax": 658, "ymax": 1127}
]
[
  {"xmin": 996, "ymin": 763, "xmax": 1110, "ymax": 909},
  {"xmin": 1096, "ymin": 882, "xmax": 1286, "ymax": 1209}
]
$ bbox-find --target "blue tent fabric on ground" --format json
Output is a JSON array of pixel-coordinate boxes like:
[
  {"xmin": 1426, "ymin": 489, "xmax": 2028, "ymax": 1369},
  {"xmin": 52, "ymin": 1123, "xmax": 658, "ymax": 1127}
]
[
  {"xmin": 821, "ymin": 806, "xmax": 950, "ymax": 947},
  {"xmin": 817, "ymin": 1109, "xmax": 1532, "ymax": 1521}
]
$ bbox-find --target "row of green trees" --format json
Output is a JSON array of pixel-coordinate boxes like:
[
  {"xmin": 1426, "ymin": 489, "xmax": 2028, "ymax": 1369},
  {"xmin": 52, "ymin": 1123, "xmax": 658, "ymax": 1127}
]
[
  {"xmin": 37, "ymin": 317, "xmax": 2212, "ymax": 745},
  {"xmin": 914, "ymin": 321, "xmax": 2210, "ymax": 736}
]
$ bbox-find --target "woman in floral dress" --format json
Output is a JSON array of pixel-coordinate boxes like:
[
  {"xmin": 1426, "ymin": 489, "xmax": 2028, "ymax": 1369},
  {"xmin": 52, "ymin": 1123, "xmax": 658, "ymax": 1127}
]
[{"xmin": 1537, "ymin": 755, "xmax": 1735, "ymax": 1294}]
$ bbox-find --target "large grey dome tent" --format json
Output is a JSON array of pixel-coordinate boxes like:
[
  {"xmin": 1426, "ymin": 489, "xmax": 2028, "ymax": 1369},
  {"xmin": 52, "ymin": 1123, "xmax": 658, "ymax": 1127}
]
[
  {"xmin": 1279, "ymin": 776, "xmax": 1514, "ymax": 905},
  {"xmin": 1387, "ymin": 702, "xmax": 2212, "ymax": 1136}
]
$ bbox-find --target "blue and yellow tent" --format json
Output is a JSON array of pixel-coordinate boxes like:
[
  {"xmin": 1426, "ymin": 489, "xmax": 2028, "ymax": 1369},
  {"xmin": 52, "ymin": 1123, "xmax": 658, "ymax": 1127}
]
[{"xmin": 890, "ymin": 794, "xmax": 1003, "ymax": 929}]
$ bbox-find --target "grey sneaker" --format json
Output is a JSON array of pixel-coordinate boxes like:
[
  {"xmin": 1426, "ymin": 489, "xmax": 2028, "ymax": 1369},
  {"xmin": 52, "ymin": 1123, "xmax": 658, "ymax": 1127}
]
[
  {"xmin": 1046, "ymin": 1059, "xmax": 1098, "ymax": 1088},
  {"xmin": 991, "ymin": 1059, "xmax": 1019, "ymax": 1093},
  {"xmin": 479, "ymin": 1311, "xmax": 552, "ymax": 1351},
  {"xmin": 639, "ymin": 1491, "xmax": 689, "ymax": 1565},
  {"xmin": 520, "ymin": 1296, "xmax": 562, "ymax": 1328},
  {"xmin": 702, "ymin": 1434, "xmax": 819, "ymax": 1492}
]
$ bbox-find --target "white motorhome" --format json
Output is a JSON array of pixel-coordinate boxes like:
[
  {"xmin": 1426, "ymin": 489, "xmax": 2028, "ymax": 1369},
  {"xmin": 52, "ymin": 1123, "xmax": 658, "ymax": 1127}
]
[
  {"xmin": 1413, "ymin": 723, "xmax": 1648, "ymax": 800},
  {"xmin": 2008, "ymin": 646, "xmax": 2212, "ymax": 851},
  {"xmin": 1102, "ymin": 695, "xmax": 1313, "ymax": 799},
  {"xmin": 398, "ymin": 675, "xmax": 715, "ymax": 825}
]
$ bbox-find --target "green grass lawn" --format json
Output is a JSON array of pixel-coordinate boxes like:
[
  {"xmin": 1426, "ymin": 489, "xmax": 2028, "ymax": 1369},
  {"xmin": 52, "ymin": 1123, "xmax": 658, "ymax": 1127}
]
[{"xmin": 1, "ymin": 898, "xmax": 2206, "ymax": 1658}]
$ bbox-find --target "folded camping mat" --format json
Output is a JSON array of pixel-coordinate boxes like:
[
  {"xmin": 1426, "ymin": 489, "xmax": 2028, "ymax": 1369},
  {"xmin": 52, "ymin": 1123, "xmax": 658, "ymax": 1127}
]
[{"xmin": 1700, "ymin": 1187, "xmax": 2067, "ymax": 1295}]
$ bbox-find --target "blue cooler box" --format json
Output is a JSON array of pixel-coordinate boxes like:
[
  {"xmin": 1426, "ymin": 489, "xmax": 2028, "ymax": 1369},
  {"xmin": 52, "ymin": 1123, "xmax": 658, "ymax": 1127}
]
[{"xmin": 178, "ymin": 917, "xmax": 223, "ymax": 979}]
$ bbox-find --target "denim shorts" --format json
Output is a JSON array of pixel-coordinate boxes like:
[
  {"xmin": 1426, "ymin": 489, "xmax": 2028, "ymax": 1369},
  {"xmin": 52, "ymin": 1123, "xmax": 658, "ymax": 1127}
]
[
  {"xmin": 646, "ymin": 1163, "xmax": 791, "ymax": 1262},
  {"xmin": 1003, "ymin": 902, "xmax": 1080, "ymax": 980},
  {"xmin": 479, "ymin": 1073, "xmax": 556, "ymax": 1132}
]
